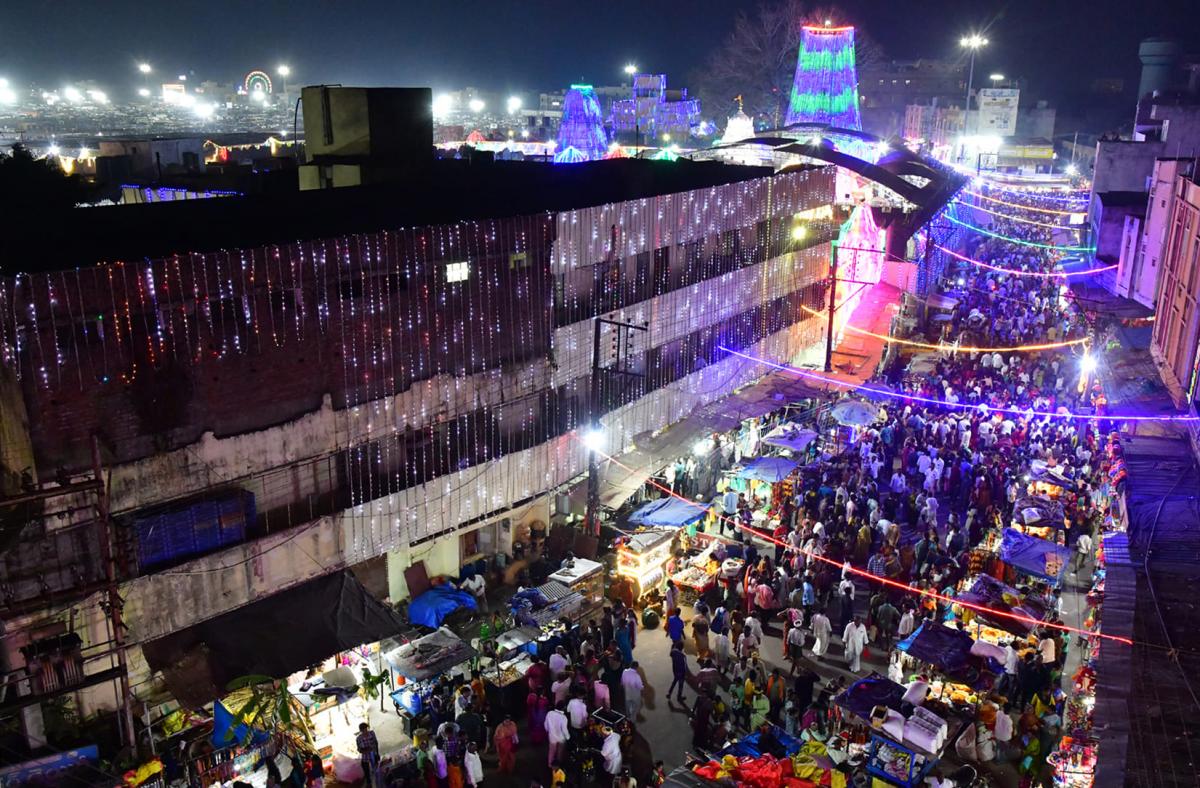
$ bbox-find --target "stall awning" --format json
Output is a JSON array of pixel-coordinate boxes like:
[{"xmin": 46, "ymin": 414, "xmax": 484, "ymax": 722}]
[
  {"xmin": 383, "ymin": 627, "xmax": 477, "ymax": 683},
  {"xmin": 627, "ymin": 498, "xmax": 708, "ymax": 527},
  {"xmin": 736, "ymin": 456, "xmax": 799, "ymax": 483},
  {"xmin": 896, "ymin": 622, "xmax": 976, "ymax": 675},
  {"xmin": 762, "ymin": 426, "xmax": 818, "ymax": 453},
  {"xmin": 1028, "ymin": 462, "xmax": 1078, "ymax": 491},
  {"xmin": 957, "ymin": 574, "xmax": 1048, "ymax": 636},
  {"xmin": 998, "ymin": 528, "xmax": 1070, "ymax": 586},
  {"xmin": 142, "ymin": 570, "xmax": 407, "ymax": 708}
]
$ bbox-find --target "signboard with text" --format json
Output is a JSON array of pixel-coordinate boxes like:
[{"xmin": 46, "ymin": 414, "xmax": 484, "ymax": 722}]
[{"xmin": 977, "ymin": 88, "xmax": 1020, "ymax": 136}]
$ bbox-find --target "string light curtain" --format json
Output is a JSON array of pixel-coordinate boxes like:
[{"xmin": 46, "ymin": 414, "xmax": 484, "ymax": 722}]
[
  {"xmin": 1, "ymin": 167, "xmax": 838, "ymax": 557},
  {"xmin": 784, "ymin": 25, "xmax": 863, "ymax": 130}
]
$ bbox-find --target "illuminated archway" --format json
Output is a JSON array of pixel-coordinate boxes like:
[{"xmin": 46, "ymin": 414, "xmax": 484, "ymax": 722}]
[{"xmin": 243, "ymin": 70, "xmax": 273, "ymax": 94}]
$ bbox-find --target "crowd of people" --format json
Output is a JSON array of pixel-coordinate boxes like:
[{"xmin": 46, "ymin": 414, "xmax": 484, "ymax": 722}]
[{"xmin": 392, "ymin": 187, "xmax": 1110, "ymax": 788}]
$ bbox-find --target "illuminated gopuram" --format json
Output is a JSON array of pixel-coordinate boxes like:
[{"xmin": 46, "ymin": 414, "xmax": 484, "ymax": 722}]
[
  {"xmin": 554, "ymin": 84, "xmax": 608, "ymax": 163},
  {"xmin": 784, "ymin": 24, "xmax": 862, "ymax": 130}
]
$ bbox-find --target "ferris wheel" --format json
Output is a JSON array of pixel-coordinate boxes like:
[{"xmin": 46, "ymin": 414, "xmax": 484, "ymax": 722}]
[{"xmin": 243, "ymin": 70, "xmax": 272, "ymax": 95}]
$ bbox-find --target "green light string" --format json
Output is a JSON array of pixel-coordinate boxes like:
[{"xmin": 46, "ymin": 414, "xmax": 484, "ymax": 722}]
[
  {"xmin": 946, "ymin": 215, "xmax": 1096, "ymax": 252},
  {"xmin": 799, "ymin": 45, "xmax": 856, "ymax": 73},
  {"xmin": 789, "ymin": 86, "xmax": 859, "ymax": 116}
]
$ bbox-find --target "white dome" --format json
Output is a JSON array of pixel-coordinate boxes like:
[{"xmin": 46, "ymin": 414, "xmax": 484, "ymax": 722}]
[{"xmin": 721, "ymin": 110, "xmax": 755, "ymax": 144}]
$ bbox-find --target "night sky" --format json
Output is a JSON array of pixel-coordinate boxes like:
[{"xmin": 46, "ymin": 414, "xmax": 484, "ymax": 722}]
[{"xmin": 1, "ymin": 0, "xmax": 1195, "ymax": 101}]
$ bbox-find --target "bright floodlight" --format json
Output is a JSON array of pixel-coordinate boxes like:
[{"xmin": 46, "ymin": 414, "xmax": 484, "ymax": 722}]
[
  {"xmin": 63, "ymin": 86, "xmax": 83, "ymax": 102},
  {"xmin": 960, "ymin": 34, "xmax": 988, "ymax": 48},
  {"xmin": 192, "ymin": 102, "xmax": 216, "ymax": 119},
  {"xmin": 506, "ymin": 95, "xmax": 522, "ymax": 114},
  {"xmin": 581, "ymin": 427, "xmax": 605, "ymax": 452},
  {"xmin": 277, "ymin": 64, "xmax": 291, "ymax": 77},
  {"xmin": 791, "ymin": 225, "xmax": 808, "ymax": 241},
  {"xmin": 989, "ymin": 73, "xmax": 1004, "ymax": 81},
  {"xmin": 432, "ymin": 93, "xmax": 453, "ymax": 117},
  {"xmin": 468, "ymin": 98, "xmax": 485, "ymax": 113},
  {"xmin": 693, "ymin": 438, "xmax": 714, "ymax": 457},
  {"xmin": 1065, "ymin": 163, "xmax": 1079, "ymax": 176},
  {"xmin": 137, "ymin": 87, "xmax": 151, "ymax": 97},
  {"xmin": 48, "ymin": 144, "xmax": 60, "ymax": 156},
  {"xmin": 138, "ymin": 62, "xmax": 152, "ymax": 74},
  {"xmin": 520, "ymin": 129, "xmax": 530, "ymax": 139},
  {"xmin": 0, "ymin": 84, "xmax": 16, "ymax": 106},
  {"xmin": 86, "ymin": 89, "xmax": 108, "ymax": 104},
  {"xmin": 1080, "ymin": 354, "xmax": 1098, "ymax": 375},
  {"xmin": 624, "ymin": 63, "xmax": 637, "ymax": 75}
]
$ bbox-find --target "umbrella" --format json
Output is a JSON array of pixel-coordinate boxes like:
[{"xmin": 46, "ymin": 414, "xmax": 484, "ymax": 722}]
[{"xmin": 830, "ymin": 400, "xmax": 879, "ymax": 427}]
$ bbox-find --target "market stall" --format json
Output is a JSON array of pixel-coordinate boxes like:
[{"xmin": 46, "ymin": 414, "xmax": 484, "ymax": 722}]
[
  {"xmin": 548, "ymin": 557, "xmax": 605, "ymax": 610},
  {"xmin": 384, "ymin": 627, "xmax": 477, "ymax": 735},
  {"xmin": 1011, "ymin": 495, "xmax": 1068, "ymax": 541},
  {"xmin": 762, "ymin": 425, "xmax": 819, "ymax": 455},
  {"xmin": 627, "ymin": 497, "xmax": 708, "ymax": 528},
  {"xmin": 736, "ymin": 456, "xmax": 800, "ymax": 484},
  {"xmin": 893, "ymin": 623, "xmax": 1000, "ymax": 700},
  {"xmin": 616, "ymin": 528, "xmax": 676, "ymax": 603},
  {"xmin": 955, "ymin": 573, "xmax": 1049, "ymax": 638},
  {"xmin": 835, "ymin": 674, "xmax": 965, "ymax": 788},
  {"xmin": 1028, "ymin": 461, "xmax": 1079, "ymax": 495},
  {"xmin": 669, "ymin": 535, "xmax": 721, "ymax": 606},
  {"xmin": 999, "ymin": 528, "xmax": 1071, "ymax": 587}
]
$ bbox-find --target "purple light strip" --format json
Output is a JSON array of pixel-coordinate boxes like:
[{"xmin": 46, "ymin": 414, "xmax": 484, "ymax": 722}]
[{"xmin": 717, "ymin": 346, "xmax": 1200, "ymax": 423}]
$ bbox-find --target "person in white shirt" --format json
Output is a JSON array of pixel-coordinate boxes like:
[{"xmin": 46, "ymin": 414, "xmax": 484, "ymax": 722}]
[
  {"xmin": 567, "ymin": 695, "xmax": 589, "ymax": 729},
  {"xmin": 843, "ymin": 617, "xmax": 869, "ymax": 672},
  {"xmin": 744, "ymin": 613, "xmax": 764, "ymax": 643},
  {"xmin": 602, "ymin": 727, "xmax": 623, "ymax": 775},
  {"xmin": 621, "ymin": 664, "xmax": 645, "ymax": 720},
  {"xmin": 461, "ymin": 572, "xmax": 487, "ymax": 613},
  {"xmin": 1074, "ymin": 532, "xmax": 1093, "ymax": 572},
  {"xmin": 897, "ymin": 608, "xmax": 915, "ymax": 639},
  {"xmin": 464, "ymin": 742, "xmax": 484, "ymax": 787},
  {"xmin": 544, "ymin": 704, "xmax": 570, "ymax": 766},
  {"xmin": 838, "ymin": 577, "xmax": 855, "ymax": 601},
  {"xmin": 548, "ymin": 646, "xmax": 569, "ymax": 677}
]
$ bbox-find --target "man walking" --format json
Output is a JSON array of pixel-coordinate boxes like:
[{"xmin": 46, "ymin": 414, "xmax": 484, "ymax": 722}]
[
  {"xmin": 667, "ymin": 642, "xmax": 688, "ymax": 703},
  {"xmin": 621, "ymin": 663, "xmax": 645, "ymax": 719},
  {"xmin": 843, "ymin": 616, "xmax": 869, "ymax": 673},
  {"xmin": 355, "ymin": 722, "xmax": 381, "ymax": 787},
  {"xmin": 544, "ymin": 702, "xmax": 570, "ymax": 767}
]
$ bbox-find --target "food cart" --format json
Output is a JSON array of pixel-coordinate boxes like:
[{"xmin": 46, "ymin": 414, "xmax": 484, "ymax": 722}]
[
  {"xmin": 616, "ymin": 529, "xmax": 676, "ymax": 603},
  {"xmin": 835, "ymin": 674, "xmax": 966, "ymax": 788},
  {"xmin": 670, "ymin": 535, "xmax": 720, "ymax": 606},
  {"xmin": 548, "ymin": 557, "xmax": 605, "ymax": 611},
  {"xmin": 383, "ymin": 628, "xmax": 477, "ymax": 735}
]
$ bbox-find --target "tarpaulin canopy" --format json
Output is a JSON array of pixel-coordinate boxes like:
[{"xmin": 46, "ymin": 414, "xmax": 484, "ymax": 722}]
[
  {"xmin": 835, "ymin": 673, "xmax": 906, "ymax": 721},
  {"xmin": 142, "ymin": 570, "xmax": 407, "ymax": 708},
  {"xmin": 830, "ymin": 400, "xmax": 879, "ymax": 426},
  {"xmin": 627, "ymin": 497, "xmax": 708, "ymax": 527},
  {"xmin": 1028, "ymin": 463, "xmax": 1078, "ymax": 491},
  {"xmin": 762, "ymin": 425, "xmax": 818, "ymax": 453},
  {"xmin": 736, "ymin": 456, "xmax": 799, "ymax": 483},
  {"xmin": 896, "ymin": 622, "xmax": 976, "ymax": 675},
  {"xmin": 999, "ymin": 528, "xmax": 1070, "ymax": 586},
  {"xmin": 407, "ymin": 584, "xmax": 477, "ymax": 629},
  {"xmin": 1011, "ymin": 495, "xmax": 1066, "ymax": 529},
  {"xmin": 383, "ymin": 626, "xmax": 477, "ymax": 682},
  {"xmin": 957, "ymin": 574, "xmax": 1048, "ymax": 636}
]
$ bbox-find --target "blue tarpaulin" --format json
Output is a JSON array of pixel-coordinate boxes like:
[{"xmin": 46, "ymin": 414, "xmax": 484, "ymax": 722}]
[
  {"xmin": 408, "ymin": 585, "xmax": 477, "ymax": 629},
  {"xmin": 736, "ymin": 456, "xmax": 799, "ymax": 483},
  {"xmin": 999, "ymin": 528, "xmax": 1070, "ymax": 586},
  {"xmin": 896, "ymin": 622, "xmax": 976, "ymax": 674},
  {"xmin": 627, "ymin": 497, "xmax": 707, "ymax": 527}
]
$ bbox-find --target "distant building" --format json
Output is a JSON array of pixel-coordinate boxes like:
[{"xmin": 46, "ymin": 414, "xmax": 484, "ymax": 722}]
[
  {"xmin": 860, "ymin": 58, "xmax": 964, "ymax": 138},
  {"xmin": 1150, "ymin": 163, "xmax": 1200, "ymax": 416},
  {"xmin": 609, "ymin": 74, "xmax": 700, "ymax": 145},
  {"xmin": 97, "ymin": 135, "xmax": 207, "ymax": 177}
]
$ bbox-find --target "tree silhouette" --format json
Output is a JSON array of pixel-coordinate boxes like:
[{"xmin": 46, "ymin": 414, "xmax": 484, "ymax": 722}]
[
  {"xmin": 0, "ymin": 143, "xmax": 95, "ymax": 213},
  {"xmin": 691, "ymin": 1, "xmax": 884, "ymax": 130}
]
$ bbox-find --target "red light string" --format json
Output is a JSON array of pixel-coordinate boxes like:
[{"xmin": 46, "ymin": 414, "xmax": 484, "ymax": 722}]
[{"xmin": 587, "ymin": 440, "xmax": 1133, "ymax": 645}]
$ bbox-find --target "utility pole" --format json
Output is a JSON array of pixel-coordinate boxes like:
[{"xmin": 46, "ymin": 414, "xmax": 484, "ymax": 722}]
[
  {"xmin": 825, "ymin": 240, "xmax": 839, "ymax": 373},
  {"xmin": 92, "ymin": 437, "xmax": 136, "ymax": 751}
]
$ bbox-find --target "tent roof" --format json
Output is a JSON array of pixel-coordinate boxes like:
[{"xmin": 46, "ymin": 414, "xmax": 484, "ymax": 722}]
[
  {"xmin": 627, "ymin": 498, "xmax": 707, "ymax": 527},
  {"xmin": 142, "ymin": 570, "xmax": 406, "ymax": 708},
  {"xmin": 896, "ymin": 622, "xmax": 976, "ymax": 674},
  {"xmin": 999, "ymin": 528, "xmax": 1070, "ymax": 586},
  {"xmin": 736, "ymin": 456, "xmax": 799, "ymax": 482}
]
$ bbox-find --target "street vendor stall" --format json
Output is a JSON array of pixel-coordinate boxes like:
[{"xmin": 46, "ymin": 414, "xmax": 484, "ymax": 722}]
[
  {"xmin": 762, "ymin": 425, "xmax": 819, "ymax": 455},
  {"xmin": 893, "ymin": 623, "xmax": 1001, "ymax": 703},
  {"xmin": 1011, "ymin": 495, "xmax": 1068, "ymax": 541},
  {"xmin": 384, "ymin": 627, "xmax": 478, "ymax": 729},
  {"xmin": 670, "ymin": 534, "xmax": 721, "ymax": 606},
  {"xmin": 548, "ymin": 557, "xmax": 605, "ymax": 609},
  {"xmin": 627, "ymin": 497, "xmax": 708, "ymax": 528},
  {"xmin": 1028, "ymin": 461, "xmax": 1079, "ymax": 495},
  {"xmin": 835, "ymin": 674, "xmax": 966, "ymax": 788},
  {"xmin": 616, "ymin": 528, "xmax": 676, "ymax": 603},
  {"xmin": 736, "ymin": 456, "xmax": 800, "ymax": 483},
  {"xmin": 999, "ymin": 528, "xmax": 1071, "ymax": 587},
  {"xmin": 955, "ymin": 573, "xmax": 1049, "ymax": 638}
]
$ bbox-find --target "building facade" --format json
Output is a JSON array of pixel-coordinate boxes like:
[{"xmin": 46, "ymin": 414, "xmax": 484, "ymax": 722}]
[
  {"xmin": 0, "ymin": 161, "xmax": 836, "ymax": 724},
  {"xmin": 1151, "ymin": 167, "xmax": 1200, "ymax": 412}
]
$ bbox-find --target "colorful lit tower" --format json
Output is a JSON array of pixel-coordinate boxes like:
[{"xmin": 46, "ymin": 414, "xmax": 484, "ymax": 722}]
[
  {"xmin": 784, "ymin": 25, "xmax": 862, "ymax": 130},
  {"xmin": 555, "ymin": 84, "xmax": 608, "ymax": 163}
]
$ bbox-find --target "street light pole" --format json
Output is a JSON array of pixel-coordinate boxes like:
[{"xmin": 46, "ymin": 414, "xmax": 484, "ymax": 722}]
[
  {"xmin": 825, "ymin": 240, "xmax": 839, "ymax": 373},
  {"xmin": 959, "ymin": 34, "xmax": 988, "ymax": 138}
]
